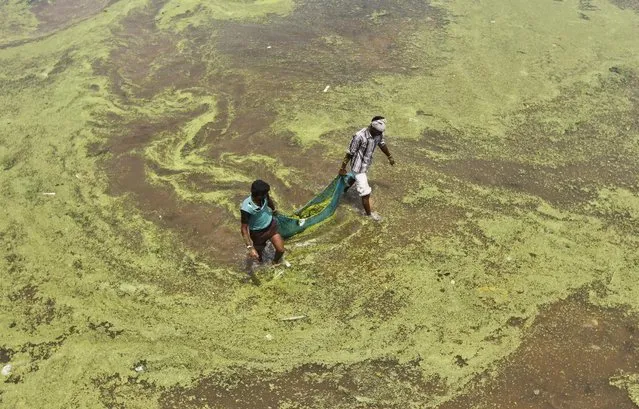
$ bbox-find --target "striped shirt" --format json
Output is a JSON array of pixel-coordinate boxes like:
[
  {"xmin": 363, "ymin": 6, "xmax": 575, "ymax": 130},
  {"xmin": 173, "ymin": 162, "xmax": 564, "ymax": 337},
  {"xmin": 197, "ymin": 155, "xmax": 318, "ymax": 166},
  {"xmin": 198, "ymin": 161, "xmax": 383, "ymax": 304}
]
[{"xmin": 346, "ymin": 127, "xmax": 386, "ymax": 173}]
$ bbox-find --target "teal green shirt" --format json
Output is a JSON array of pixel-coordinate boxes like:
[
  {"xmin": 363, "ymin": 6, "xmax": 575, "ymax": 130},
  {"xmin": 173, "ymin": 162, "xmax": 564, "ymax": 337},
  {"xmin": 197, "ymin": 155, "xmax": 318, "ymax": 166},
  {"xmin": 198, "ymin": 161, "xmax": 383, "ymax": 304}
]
[{"xmin": 241, "ymin": 195, "xmax": 273, "ymax": 231}]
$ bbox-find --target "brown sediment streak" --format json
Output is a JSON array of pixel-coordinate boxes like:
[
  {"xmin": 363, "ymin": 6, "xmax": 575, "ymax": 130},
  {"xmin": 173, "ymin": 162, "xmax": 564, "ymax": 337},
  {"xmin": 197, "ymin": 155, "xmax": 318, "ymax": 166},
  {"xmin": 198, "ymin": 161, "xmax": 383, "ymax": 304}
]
[
  {"xmin": 106, "ymin": 153, "xmax": 237, "ymax": 262},
  {"xmin": 437, "ymin": 156, "xmax": 638, "ymax": 205},
  {"xmin": 0, "ymin": 0, "xmax": 118, "ymax": 49},
  {"xmin": 161, "ymin": 358, "xmax": 447, "ymax": 409},
  {"xmin": 31, "ymin": 0, "xmax": 116, "ymax": 34},
  {"xmin": 438, "ymin": 293, "xmax": 639, "ymax": 409}
]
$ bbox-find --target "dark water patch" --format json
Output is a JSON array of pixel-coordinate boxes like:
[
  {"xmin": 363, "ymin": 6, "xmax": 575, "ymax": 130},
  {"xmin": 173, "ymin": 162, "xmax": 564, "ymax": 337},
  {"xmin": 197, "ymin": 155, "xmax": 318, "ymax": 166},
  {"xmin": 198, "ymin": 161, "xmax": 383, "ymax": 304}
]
[
  {"xmin": 5, "ymin": 252, "xmax": 25, "ymax": 275},
  {"xmin": 106, "ymin": 154, "xmax": 238, "ymax": 263},
  {"xmin": 579, "ymin": 0, "xmax": 599, "ymax": 11},
  {"xmin": 87, "ymin": 320, "xmax": 124, "ymax": 339},
  {"xmin": 7, "ymin": 284, "xmax": 39, "ymax": 302},
  {"xmin": 215, "ymin": 0, "xmax": 447, "ymax": 87},
  {"xmin": 7, "ymin": 285, "xmax": 66, "ymax": 333},
  {"xmin": 102, "ymin": 0, "xmax": 207, "ymax": 101},
  {"xmin": 47, "ymin": 50, "xmax": 76, "ymax": 78},
  {"xmin": 439, "ymin": 158, "xmax": 590, "ymax": 204},
  {"xmin": 31, "ymin": 0, "xmax": 115, "ymax": 34},
  {"xmin": 13, "ymin": 326, "xmax": 79, "ymax": 378},
  {"xmin": 506, "ymin": 316, "xmax": 527, "ymax": 328},
  {"xmin": 86, "ymin": 141, "xmax": 111, "ymax": 158},
  {"xmin": 609, "ymin": 0, "xmax": 639, "ymax": 12},
  {"xmin": 0, "ymin": 347, "xmax": 14, "ymax": 364},
  {"xmin": 438, "ymin": 154, "xmax": 638, "ymax": 207},
  {"xmin": 593, "ymin": 209, "xmax": 639, "ymax": 237},
  {"xmin": 160, "ymin": 358, "xmax": 446, "ymax": 409},
  {"xmin": 0, "ymin": 0, "xmax": 116, "ymax": 49},
  {"xmin": 437, "ymin": 293, "xmax": 639, "ymax": 409},
  {"xmin": 418, "ymin": 128, "xmax": 466, "ymax": 156},
  {"xmin": 361, "ymin": 286, "xmax": 408, "ymax": 321}
]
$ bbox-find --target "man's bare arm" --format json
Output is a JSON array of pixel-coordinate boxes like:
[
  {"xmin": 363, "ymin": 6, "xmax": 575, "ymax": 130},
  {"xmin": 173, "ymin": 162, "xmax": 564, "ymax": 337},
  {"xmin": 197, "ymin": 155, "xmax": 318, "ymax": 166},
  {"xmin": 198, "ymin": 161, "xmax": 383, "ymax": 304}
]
[
  {"xmin": 241, "ymin": 223, "xmax": 259, "ymax": 259},
  {"xmin": 339, "ymin": 153, "xmax": 352, "ymax": 175},
  {"xmin": 379, "ymin": 145, "xmax": 395, "ymax": 165}
]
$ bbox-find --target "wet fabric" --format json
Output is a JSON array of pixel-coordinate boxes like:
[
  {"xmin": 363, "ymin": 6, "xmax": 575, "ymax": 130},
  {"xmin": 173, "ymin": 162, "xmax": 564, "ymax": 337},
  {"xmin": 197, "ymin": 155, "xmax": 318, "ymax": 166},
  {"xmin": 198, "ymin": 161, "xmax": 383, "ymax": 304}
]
[
  {"xmin": 249, "ymin": 218, "xmax": 279, "ymax": 246},
  {"xmin": 240, "ymin": 194, "xmax": 273, "ymax": 230},
  {"xmin": 354, "ymin": 172, "xmax": 372, "ymax": 197},
  {"xmin": 274, "ymin": 173, "xmax": 354, "ymax": 239}
]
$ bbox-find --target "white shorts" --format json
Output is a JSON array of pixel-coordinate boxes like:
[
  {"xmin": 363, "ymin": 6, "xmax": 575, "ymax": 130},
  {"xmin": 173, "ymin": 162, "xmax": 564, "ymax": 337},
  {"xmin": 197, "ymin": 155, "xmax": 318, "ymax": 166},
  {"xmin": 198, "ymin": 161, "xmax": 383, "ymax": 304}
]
[{"xmin": 354, "ymin": 172, "xmax": 372, "ymax": 197}]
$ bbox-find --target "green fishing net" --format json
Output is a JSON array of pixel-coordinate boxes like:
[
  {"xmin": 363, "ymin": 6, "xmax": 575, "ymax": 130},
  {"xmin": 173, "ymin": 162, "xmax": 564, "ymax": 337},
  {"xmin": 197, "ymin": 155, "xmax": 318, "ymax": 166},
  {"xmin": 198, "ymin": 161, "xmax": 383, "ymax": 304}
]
[{"xmin": 275, "ymin": 173, "xmax": 354, "ymax": 239}]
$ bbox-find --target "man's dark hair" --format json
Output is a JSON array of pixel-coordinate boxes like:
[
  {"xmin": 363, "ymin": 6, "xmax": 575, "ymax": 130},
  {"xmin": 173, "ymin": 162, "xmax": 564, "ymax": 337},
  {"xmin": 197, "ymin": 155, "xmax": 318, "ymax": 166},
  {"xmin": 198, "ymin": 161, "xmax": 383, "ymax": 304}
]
[
  {"xmin": 251, "ymin": 179, "xmax": 270, "ymax": 196},
  {"xmin": 371, "ymin": 115, "xmax": 385, "ymax": 122}
]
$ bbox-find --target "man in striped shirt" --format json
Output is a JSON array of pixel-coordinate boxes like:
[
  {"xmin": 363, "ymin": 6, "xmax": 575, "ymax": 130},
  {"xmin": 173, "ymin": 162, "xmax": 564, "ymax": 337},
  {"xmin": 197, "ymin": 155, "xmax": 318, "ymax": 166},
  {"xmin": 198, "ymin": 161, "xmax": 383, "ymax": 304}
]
[{"xmin": 338, "ymin": 116, "xmax": 395, "ymax": 221}]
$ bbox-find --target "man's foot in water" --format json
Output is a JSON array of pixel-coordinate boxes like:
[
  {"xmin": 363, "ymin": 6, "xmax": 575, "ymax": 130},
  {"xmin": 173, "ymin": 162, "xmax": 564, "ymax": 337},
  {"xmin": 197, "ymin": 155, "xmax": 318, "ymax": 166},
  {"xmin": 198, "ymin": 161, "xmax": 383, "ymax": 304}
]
[
  {"xmin": 272, "ymin": 259, "xmax": 292, "ymax": 268},
  {"xmin": 367, "ymin": 211, "xmax": 382, "ymax": 222}
]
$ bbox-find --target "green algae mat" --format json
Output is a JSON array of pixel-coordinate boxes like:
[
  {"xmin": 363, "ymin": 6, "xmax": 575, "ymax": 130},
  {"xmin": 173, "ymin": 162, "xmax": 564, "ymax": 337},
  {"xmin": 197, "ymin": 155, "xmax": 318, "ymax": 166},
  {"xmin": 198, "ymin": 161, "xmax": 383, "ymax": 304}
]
[{"xmin": 1, "ymin": 0, "xmax": 639, "ymax": 408}]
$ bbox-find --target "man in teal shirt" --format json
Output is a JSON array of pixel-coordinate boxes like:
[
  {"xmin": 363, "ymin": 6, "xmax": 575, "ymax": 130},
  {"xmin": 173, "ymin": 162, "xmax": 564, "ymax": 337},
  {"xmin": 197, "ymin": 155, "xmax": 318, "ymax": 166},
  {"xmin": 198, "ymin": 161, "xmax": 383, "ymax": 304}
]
[{"xmin": 240, "ymin": 180, "xmax": 285, "ymax": 268}]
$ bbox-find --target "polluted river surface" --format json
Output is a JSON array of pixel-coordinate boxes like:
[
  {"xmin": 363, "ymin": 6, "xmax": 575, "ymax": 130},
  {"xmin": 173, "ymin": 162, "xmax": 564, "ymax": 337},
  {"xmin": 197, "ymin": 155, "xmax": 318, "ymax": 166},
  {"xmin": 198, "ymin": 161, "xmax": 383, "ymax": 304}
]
[{"xmin": 1, "ymin": 0, "xmax": 639, "ymax": 408}]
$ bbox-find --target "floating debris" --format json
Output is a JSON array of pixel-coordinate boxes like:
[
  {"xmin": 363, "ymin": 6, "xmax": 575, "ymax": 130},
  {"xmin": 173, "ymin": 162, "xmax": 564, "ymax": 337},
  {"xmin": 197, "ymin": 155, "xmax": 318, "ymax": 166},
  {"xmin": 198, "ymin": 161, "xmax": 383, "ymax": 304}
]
[
  {"xmin": 280, "ymin": 315, "xmax": 306, "ymax": 321},
  {"xmin": 2, "ymin": 364, "xmax": 12, "ymax": 376},
  {"xmin": 42, "ymin": 192, "xmax": 56, "ymax": 196},
  {"xmin": 323, "ymin": 85, "xmax": 330, "ymax": 93}
]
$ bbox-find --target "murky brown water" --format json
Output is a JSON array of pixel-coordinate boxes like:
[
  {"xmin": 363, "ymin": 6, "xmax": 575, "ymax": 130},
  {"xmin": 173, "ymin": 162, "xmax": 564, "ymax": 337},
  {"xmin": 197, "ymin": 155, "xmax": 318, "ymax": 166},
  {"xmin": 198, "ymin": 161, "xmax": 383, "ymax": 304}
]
[{"xmin": 31, "ymin": 0, "xmax": 113, "ymax": 33}]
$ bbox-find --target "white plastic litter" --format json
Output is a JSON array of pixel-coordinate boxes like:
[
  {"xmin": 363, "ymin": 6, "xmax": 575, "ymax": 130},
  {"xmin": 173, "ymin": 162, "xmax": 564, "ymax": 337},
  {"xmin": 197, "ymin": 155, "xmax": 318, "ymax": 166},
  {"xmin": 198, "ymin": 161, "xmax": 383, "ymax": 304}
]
[
  {"xmin": 280, "ymin": 315, "xmax": 306, "ymax": 321},
  {"xmin": 2, "ymin": 364, "xmax": 12, "ymax": 377}
]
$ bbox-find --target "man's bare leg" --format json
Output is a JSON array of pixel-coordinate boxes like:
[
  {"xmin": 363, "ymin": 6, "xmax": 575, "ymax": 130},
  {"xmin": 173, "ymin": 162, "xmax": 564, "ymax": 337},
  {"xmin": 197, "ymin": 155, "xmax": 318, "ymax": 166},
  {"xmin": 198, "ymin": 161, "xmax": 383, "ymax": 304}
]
[
  {"xmin": 270, "ymin": 233, "xmax": 286, "ymax": 264},
  {"xmin": 362, "ymin": 194, "xmax": 372, "ymax": 216}
]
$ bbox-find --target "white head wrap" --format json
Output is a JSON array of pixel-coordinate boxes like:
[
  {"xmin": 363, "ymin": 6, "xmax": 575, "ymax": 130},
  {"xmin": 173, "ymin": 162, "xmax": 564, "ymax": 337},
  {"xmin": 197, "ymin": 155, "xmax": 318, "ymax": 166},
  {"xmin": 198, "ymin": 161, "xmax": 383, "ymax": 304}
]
[{"xmin": 371, "ymin": 118, "xmax": 386, "ymax": 132}]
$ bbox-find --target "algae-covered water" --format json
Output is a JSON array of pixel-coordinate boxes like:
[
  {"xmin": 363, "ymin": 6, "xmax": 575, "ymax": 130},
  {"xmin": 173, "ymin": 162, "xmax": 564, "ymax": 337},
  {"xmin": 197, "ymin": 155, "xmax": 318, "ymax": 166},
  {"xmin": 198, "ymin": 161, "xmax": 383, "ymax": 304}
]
[{"xmin": 1, "ymin": 0, "xmax": 639, "ymax": 408}]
